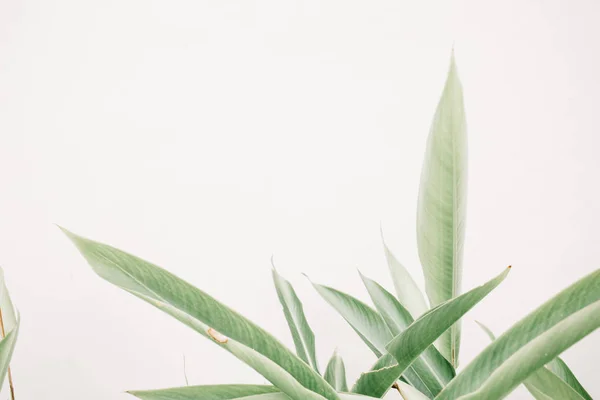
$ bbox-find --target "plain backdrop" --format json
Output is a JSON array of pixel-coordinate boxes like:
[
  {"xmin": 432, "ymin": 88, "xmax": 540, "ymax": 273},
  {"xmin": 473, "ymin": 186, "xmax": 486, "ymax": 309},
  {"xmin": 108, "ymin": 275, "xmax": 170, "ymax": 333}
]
[{"xmin": 1, "ymin": 0, "xmax": 599, "ymax": 398}]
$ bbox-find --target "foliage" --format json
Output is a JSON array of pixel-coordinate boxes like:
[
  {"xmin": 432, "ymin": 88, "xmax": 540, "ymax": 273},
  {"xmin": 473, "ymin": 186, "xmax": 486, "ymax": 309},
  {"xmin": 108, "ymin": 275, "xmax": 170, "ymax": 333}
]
[{"xmin": 62, "ymin": 54, "xmax": 598, "ymax": 400}]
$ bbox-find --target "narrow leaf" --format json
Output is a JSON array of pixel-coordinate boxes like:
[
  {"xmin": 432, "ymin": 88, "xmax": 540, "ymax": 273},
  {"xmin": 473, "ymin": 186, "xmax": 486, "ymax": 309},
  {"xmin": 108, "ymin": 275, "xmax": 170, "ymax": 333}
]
[
  {"xmin": 0, "ymin": 267, "xmax": 18, "ymax": 394},
  {"xmin": 272, "ymin": 266, "xmax": 319, "ymax": 372},
  {"xmin": 129, "ymin": 385, "xmax": 387, "ymax": 400},
  {"xmin": 308, "ymin": 279, "xmax": 392, "ymax": 358},
  {"xmin": 128, "ymin": 384, "xmax": 279, "ymax": 400},
  {"xmin": 61, "ymin": 228, "xmax": 339, "ymax": 400},
  {"xmin": 545, "ymin": 358, "xmax": 592, "ymax": 400},
  {"xmin": 475, "ymin": 321, "xmax": 593, "ymax": 400},
  {"xmin": 416, "ymin": 52, "xmax": 468, "ymax": 366},
  {"xmin": 380, "ymin": 228, "xmax": 429, "ymax": 318},
  {"xmin": 353, "ymin": 268, "xmax": 509, "ymax": 398},
  {"xmin": 309, "ymin": 279, "xmax": 432, "ymax": 397},
  {"xmin": 437, "ymin": 269, "xmax": 600, "ymax": 400},
  {"xmin": 324, "ymin": 349, "xmax": 348, "ymax": 392},
  {"xmin": 359, "ymin": 272, "xmax": 455, "ymax": 396}
]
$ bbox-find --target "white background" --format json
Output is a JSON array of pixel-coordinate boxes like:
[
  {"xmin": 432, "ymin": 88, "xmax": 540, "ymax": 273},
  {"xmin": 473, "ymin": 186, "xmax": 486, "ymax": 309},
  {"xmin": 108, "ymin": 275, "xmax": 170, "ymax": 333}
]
[{"xmin": 1, "ymin": 1, "xmax": 599, "ymax": 398}]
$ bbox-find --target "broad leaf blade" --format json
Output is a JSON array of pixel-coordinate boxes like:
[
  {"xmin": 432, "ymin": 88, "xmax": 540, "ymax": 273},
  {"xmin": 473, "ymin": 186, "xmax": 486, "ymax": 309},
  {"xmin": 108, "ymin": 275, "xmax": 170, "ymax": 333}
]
[
  {"xmin": 359, "ymin": 272, "xmax": 455, "ymax": 396},
  {"xmin": 272, "ymin": 267, "xmax": 319, "ymax": 372},
  {"xmin": 476, "ymin": 321, "xmax": 590, "ymax": 400},
  {"xmin": 437, "ymin": 269, "xmax": 600, "ymax": 400},
  {"xmin": 353, "ymin": 268, "xmax": 509, "ymax": 398},
  {"xmin": 380, "ymin": 229, "xmax": 429, "ymax": 318},
  {"xmin": 324, "ymin": 349, "xmax": 348, "ymax": 392},
  {"xmin": 61, "ymin": 228, "xmax": 339, "ymax": 400},
  {"xmin": 416, "ymin": 52, "xmax": 468, "ymax": 366}
]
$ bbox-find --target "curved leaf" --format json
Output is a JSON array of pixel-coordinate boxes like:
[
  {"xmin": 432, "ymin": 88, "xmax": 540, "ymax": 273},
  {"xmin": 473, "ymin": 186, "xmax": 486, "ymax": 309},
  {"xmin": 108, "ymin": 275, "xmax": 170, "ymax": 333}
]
[
  {"xmin": 437, "ymin": 269, "xmax": 600, "ymax": 400},
  {"xmin": 272, "ymin": 267, "xmax": 319, "ymax": 372},
  {"xmin": 309, "ymin": 279, "xmax": 432, "ymax": 397},
  {"xmin": 476, "ymin": 321, "xmax": 592, "ymax": 400},
  {"xmin": 0, "ymin": 267, "xmax": 18, "ymax": 393},
  {"xmin": 61, "ymin": 228, "xmax": 339, "ymax": 400},
  {"xmin": 308, "ymin": 279, "xmax": 391, "ymax": 358},
  {"xmin": 324, "ymin": 349, "xmax": 348, "ymax": 392},
  {"xmin": 380, "ymin": 228, "xmax": 429, "ymax": 318},
  {"xmin": 353, "ymin": 268, "xmax": 509, "ymax": 398},
  {"xmin": 416, "ymin": 52, "xmax": 468, "ymax": 366},
  {"xmin": 359, "ymin": 272, "xmax": 455, "ymax": 396}
]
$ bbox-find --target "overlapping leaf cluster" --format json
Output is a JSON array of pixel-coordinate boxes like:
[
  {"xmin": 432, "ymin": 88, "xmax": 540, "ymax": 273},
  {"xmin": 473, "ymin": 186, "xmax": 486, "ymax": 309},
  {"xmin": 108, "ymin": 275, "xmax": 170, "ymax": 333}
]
[{"xmin": 62, "ymin": 55, "xmax": 599, "ymax": 400}]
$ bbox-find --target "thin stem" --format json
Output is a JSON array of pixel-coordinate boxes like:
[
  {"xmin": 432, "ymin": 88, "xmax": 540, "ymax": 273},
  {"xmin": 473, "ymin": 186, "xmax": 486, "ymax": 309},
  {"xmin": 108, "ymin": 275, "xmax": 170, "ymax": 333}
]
[{"xmin": 0, "ymin": 308, "xmax": 15, "ymax": 400}]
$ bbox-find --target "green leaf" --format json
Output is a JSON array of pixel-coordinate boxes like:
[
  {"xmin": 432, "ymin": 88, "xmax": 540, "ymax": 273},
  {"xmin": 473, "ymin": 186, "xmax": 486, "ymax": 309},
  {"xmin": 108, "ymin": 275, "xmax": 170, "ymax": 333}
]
[
  {"xmin": 353, "ymin": 268, "xmax": 509, "ymax": 398},
  {"xmin": 324, "ymin": 349, "xmax": 348, "ymax": 392},
  {"xmin": 359, "ymin": 272, "xmax": 455, "ymax": 397},
  {"xmin": 272, "ymin": 266, "xmax": 319, "ymax": 372},
  {"xmin": 128, "ymin": 385, "xmax": 391, "ymax": 400},
  {"xmin": 128, "ymin": 384, "xmax": 280, "ymax": 400},
  {"xmin": 0, "ymin": 267, "xmax": 19, "ymax": 393},
  {"xmin": 475, "ymin": 322, "xmax": 593, "ymax": 400},
  {"xmin": 60, "ymin": 228, "xmax": 339, "ymax": 400},
  {"xmin": 437, "ymin": 269, "xmax": 600, "ymax": 400},
  {"xmin": 545, "ymin": 358, "xmax": 592, "ymax": 400},
  {"xmin": 308, "ymin": 279, "xmax": 391, "ymax": 358},
  {"xmin": 416, "ymin": 52, "xmax": 468, "ymax": 366},
  {"xmin": 380, "ymin": 228, "xmax": 429, "ymax": 318},
  {"xmin": 0, "ymin": 269, "xmax": 17, "ymax": 334},
  {"xmin": 309, "ymin": 278, "xmax": 433, "ymax": 397}
]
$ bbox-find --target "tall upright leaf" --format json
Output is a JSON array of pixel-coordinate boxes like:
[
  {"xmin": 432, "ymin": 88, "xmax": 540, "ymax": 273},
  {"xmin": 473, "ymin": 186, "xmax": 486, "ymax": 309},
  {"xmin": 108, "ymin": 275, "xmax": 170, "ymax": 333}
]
[
  {"xmin": 436, "ymin": 269, "xmax": 600, "ymax": 400},
  {"xmin": 272, "ymin": 266, "xmax": 319, "ymax": 372},
  {"xmin": 61, "ymin": 228, "xmax": 339, "ymax": 400},
  {"xmin": 416, "ymin": 52, "xmax": 468, "ymax": 366},
  {"xmin": 380, "ymin": 229, "xmax": 429, "ymax": 319},
  {"xmin": 324, "ymin": 349, "xmax": 348, "ymax": 392}
]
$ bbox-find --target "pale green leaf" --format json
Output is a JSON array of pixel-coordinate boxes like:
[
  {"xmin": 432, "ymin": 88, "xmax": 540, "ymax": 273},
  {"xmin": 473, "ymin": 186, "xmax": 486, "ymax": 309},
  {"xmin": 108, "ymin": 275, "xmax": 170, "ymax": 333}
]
[
  {"xmin": 128, "ymin": 384, "xmax": 279, "ymax": 400},
  {"xmin": 308, "ymin": 279, "xmax": 391, "ymax": 358},
  {"xmin": 359, "ymin": 272, "xmax": 455, "ymax": 397},
  {"xmin": 129, "ymin": 385, "xmax": 389, "ymax": 400},
  {"xmin": 61, "ymin": 228, "xmax": 339, "ymax": 400},
  {"xmin": 545, "ymin": 358, "xmax": 592, "ymax": 400},
  {"xmin": 353, "ymin": 268, "xmax": 509, "ymax": 398},
  {"xmin": 474, "ymin": 322, "xmax": 593, "ymax": 400},
  {"xmin": 324, "ymin": 349, "xmax": 348, "ymax": 392},
  {"xmin": 380, "ymin": 228, "xmax": 429, "ymax": 318},
  {"xmin": 309, "ymin": 279, "xmax": 432, "ymax": 397},
  {"xmin": 0, "ymin": 267, "xmax": 19, "ymax": 392},
  {"xmin": 475, "ymin": 321, "xmax": 592, "ymax": 400},
  {"xmin": 416, "ymin": 52, "xmax": 468, "ymax": 366},
  {"xmin": 0, "ymin": 269, "xmax": 17, "ymax": 334},
  {"xmin": 272, "ymin": 266, "xmax": 319, "ymax": 372},
  {"xmin": 437, "ymin": 269, "xmax": 600, "ymax": 400}
]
